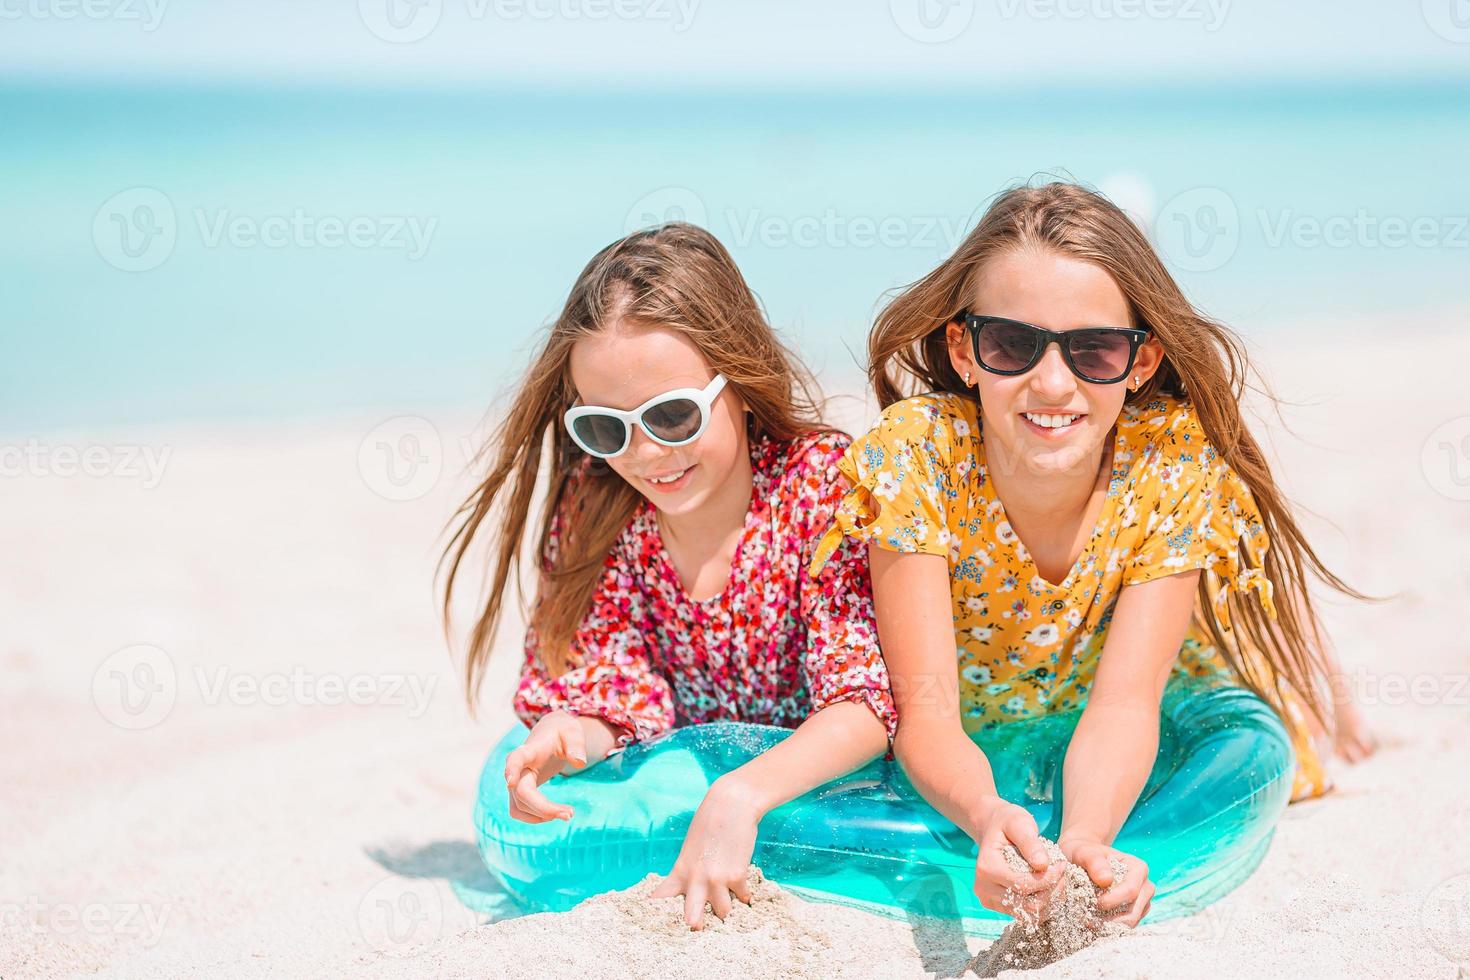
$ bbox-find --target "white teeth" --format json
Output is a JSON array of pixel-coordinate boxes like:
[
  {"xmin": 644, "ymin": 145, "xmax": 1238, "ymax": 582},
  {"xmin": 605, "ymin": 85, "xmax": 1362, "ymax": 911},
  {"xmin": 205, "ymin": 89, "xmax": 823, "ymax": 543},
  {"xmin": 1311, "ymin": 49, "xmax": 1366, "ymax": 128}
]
[
  {"xmin": 1023, "ymin": 412, "xmax": 1081, "ymax": 429},
  {"xmin": 648, "ymin": 468, "xmax": 689, "ymax": 485}
]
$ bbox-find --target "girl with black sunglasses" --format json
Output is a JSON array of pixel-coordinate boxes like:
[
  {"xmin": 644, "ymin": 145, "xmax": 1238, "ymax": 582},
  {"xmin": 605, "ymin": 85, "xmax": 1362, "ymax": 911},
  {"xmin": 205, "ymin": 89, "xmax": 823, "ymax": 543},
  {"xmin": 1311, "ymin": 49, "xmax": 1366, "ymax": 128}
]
[{"xmin": 810, "ymin": 182, "xmax": 1376, "ymax": 930}]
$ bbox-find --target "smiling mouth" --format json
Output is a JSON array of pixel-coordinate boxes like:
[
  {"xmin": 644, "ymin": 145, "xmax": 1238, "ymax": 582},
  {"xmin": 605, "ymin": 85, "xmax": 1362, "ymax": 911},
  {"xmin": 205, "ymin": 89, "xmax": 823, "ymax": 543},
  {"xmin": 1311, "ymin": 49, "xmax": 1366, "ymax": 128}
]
[
  {"xmin": 646, "ymin": 466, "xmax": 692, "ymax": 485},
  {"xmin": 1021, "ymin": 411, "xmax": 1085, "ymax": 431}
]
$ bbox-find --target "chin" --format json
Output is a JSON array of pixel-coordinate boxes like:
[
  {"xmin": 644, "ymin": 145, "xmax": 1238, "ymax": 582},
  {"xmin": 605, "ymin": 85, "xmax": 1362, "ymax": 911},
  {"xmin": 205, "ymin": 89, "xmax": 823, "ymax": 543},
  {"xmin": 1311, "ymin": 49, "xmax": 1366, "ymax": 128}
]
[
  {"xmin": 1017, "ymin": 427, "xmax": 1103, "ymax": 473},
  {"xmin": 643, "ymin": 473, "xmax": 706, "ymax": 514}
]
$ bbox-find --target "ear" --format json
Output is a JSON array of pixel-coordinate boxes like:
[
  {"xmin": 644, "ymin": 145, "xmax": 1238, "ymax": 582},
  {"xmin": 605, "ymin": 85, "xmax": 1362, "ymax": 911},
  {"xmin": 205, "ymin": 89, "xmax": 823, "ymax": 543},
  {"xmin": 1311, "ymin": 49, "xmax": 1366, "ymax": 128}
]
[
  {"xmin": 945, "ymin": 319, "xmax": 975, "ymax": 379},
  {"xmin": 729, "ymin": 388, "xmax": 751, "ymax": 421},
  {"xmin": 1131, "ymin": 334, "xmax": 1165, "ymax": 386}
]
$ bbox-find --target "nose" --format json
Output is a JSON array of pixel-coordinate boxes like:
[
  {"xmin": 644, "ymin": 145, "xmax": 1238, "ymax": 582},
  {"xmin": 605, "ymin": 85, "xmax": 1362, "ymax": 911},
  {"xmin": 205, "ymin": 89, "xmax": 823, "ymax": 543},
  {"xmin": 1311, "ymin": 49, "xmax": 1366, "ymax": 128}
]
[
  {"xmin": 628, "ymin": 424, "xmax": 669, "ymax": 464},
  {"xmin": 1028, "ymin": 343, "xmax": 1077, "ymax": 401}
]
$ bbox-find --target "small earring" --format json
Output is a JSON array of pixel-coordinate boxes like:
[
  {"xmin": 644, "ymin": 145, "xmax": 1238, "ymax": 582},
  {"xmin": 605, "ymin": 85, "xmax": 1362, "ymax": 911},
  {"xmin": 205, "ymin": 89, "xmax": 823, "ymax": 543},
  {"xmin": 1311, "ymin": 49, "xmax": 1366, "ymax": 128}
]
[
  {"xmin": 963, "ymin": 371, "xmax": 972, "ymax": 385},
  {"xmin": 1133, "ymin": 375, "xmax": 1140, "ymax": 390}
]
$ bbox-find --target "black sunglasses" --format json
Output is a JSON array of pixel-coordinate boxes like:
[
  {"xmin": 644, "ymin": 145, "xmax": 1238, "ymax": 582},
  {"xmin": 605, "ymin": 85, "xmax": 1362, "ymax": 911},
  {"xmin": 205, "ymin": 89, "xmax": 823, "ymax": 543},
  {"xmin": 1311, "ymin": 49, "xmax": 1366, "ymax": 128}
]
[{"xmin": 955, "ymin": 312, "xmax": 1150, "ymax": 385}]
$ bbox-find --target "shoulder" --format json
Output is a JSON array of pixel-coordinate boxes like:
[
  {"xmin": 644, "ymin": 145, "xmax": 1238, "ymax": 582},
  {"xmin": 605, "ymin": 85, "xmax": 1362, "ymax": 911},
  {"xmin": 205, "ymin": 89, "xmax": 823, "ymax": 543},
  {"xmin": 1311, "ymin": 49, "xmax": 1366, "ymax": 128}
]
[
  {"xmin": 1117, "ymin": 394, "xmax": 1241, "ymax": 503},
  {"xmin": 860, "ymin": 391, "xmax": 977, "ymax": 465},
  {"xmin": 792, "ymin": 426, "xmax": 853, "ymax": 466},
  {"xmin": 761, "ymin": 428, "xmax": 851, "ymax": 494},
  {"xmin": 1118, "ymin": 394, "xmax": 1219, "ymax": 469},
  {"xmin": 852, "ymin": 390, "xmax": 976, "ymax": 455},
  {"xmin": 876, "ymin": 391, "xmax": 976, "ymax": 437}
]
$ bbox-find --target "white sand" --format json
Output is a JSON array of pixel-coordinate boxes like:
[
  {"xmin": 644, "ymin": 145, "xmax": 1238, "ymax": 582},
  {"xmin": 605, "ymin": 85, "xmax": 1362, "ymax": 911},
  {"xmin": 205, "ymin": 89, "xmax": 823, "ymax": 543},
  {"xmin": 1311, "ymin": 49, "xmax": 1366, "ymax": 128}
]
[
  {"xmin": 972, "ymin": 840, "xmax": 1129, "ymax": 976},
  {"xmin": 3, "ymin": 318, "xmax": 1469, "ymax": 978}
]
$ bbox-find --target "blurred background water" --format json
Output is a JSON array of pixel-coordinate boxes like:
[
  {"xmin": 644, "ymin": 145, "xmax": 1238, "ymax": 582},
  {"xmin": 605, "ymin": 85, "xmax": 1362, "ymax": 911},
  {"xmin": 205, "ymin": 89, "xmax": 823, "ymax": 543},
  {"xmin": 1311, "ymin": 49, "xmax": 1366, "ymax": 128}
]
[{"xmin": 2, "ymin": 2, "xmax": 1468, "ymax": 431}]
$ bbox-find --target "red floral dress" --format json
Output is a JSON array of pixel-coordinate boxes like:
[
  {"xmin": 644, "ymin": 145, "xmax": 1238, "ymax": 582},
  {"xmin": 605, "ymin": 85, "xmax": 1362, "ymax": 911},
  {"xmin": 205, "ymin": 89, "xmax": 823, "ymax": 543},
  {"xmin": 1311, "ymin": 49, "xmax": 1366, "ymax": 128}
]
[{"xmin": 514, "ymin": 428, "xmax": 897, "ymax": 748}]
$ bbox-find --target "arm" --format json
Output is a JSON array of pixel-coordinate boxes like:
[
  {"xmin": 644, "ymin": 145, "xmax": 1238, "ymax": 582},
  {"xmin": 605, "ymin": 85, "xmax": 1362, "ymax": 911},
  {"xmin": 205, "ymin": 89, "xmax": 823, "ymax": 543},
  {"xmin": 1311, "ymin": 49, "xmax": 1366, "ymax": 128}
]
[
  {"xmin": 654, "ymin": 443, "xmax": 897, "ymax": 928},
  {"xmin": 512, "ymin": 629, "xmax": 675, "ymax": 748},
  {"xmin": 803, "ymin": 420, "xmax": 1054, "ymax": 916},
  {"xmin": 506, "ymin": 541, "xmax": 676, "ymax": 819},
  {"xmin": 869, "ymin": 545, "xmax": 1061, "ymax": 918},
  {"xmin": 1055, "ymin": 568, "xmax": 1201, "ymax": 926},
  {"xmin": 506, "ymin": 473, "xmax": 675, "ymax": 817},
  {"xmin": 650, "ymin": 697, "xmax": 889, "ymax": 929},
  {"xmin": 869, "ymin": 546, "xmax": 1000, "ymax": 836},
  {"xmin": 719, "ymin": 699, "xmax": 886, "ymax": 810}
]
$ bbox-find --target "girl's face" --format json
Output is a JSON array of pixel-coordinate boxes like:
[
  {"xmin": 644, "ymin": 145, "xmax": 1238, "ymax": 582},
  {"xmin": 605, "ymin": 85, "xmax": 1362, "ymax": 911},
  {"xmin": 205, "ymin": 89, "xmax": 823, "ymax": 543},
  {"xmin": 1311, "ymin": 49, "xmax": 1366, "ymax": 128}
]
[
  {"xmin": 568, "ymin": 321, "xmax": 750, "ymax": 517},
  {"xmin": 946, "ymin": 247, "xmax": 1163, "ymax": 477}
]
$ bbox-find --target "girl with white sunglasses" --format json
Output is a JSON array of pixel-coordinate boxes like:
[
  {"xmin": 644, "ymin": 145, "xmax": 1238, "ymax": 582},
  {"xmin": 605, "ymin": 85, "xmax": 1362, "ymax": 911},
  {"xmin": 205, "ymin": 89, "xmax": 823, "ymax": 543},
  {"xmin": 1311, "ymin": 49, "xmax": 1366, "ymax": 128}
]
[{"xmin": 441, "ymin": 223, "xmax": 896, "ymax": 930}]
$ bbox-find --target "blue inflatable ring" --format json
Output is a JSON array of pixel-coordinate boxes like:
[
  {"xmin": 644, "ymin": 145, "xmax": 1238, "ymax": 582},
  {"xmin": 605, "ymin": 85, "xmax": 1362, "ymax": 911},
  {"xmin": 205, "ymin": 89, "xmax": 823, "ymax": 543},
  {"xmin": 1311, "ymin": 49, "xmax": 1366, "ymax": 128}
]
[{"xmin": 473, "ymin": 677, "xmax": 1294, "ymax": 936}]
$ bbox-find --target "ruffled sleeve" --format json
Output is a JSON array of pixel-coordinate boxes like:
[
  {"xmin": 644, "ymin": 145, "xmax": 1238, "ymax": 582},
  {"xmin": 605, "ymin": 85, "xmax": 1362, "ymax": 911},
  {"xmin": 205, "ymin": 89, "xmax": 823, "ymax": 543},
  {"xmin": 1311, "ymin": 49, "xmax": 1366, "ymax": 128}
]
[
  {"xmin": 514, "ymin": 607, "xmax": 676, "ymax": 747},
  {"xmin": 807, "ymin": 395, "xmax": 959, "ymax": 578},
  {"xmin": 793, "ymin": 433, "xmax": 899, "ymax": 748},
  {"xmin": 513, "ymin": 478, "xmax": 675, "ymax": 746},
  {"xmin": 1120, "ymin": 402, "xmax": 1276, "ymax": 628}
]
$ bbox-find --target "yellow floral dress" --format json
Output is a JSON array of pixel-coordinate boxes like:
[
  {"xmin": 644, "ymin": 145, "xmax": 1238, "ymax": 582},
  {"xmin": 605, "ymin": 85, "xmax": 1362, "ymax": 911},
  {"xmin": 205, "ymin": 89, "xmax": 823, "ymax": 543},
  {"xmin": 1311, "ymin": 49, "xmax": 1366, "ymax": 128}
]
[{"xmin": 809, "ymin": 391, "xmax": 1329, "ymax": 802}]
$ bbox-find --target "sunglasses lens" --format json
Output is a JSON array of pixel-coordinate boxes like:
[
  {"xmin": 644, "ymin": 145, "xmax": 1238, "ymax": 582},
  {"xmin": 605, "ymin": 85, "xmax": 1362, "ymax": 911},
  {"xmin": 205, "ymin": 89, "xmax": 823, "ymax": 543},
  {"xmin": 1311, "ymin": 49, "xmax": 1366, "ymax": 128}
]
[
  {"xmin": 977, "ymin": 320, "xmax": 1041, "ymax": 373},
  {"xmin": 642, "ymin": 398, "xmax": 702, "ymax": 443},
  {"xmin": 1067, "ymin": 330, "xmax": 1135, "ymax": 381},
  {"xmin": 570, "ymin": 414, "xmax": 628, "ymax": 456}
]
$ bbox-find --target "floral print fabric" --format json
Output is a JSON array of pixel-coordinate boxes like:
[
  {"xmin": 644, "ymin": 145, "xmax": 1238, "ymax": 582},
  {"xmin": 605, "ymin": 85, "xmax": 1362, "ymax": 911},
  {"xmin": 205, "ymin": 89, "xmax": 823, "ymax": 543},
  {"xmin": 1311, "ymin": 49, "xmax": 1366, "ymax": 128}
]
[
  {"xmin": 516, "ymin": 429, "xmax": 898, "ymax": 750},
  {"xmin": 809, "ymin": 391, "xmax": 1328, "ymax": 801}
]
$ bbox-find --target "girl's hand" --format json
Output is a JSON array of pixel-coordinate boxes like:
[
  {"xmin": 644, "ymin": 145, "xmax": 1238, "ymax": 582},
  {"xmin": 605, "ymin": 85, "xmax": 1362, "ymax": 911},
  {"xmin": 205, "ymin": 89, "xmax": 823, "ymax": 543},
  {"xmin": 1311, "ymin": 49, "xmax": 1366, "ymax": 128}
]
[
  {"xmin": 1057, "ymin": 834, "xmax": 1154, "ymax": 928},
  {"xmin": 502, "ymin": 711, "xmax": 589, "ymax": 823},
  {"xmin": 972, "ymin": 798, "xmax": 1065, "ymax": 920},
  {"xmin": 650, "ymin": 776, "xmax": 761, "ymax": 930}
]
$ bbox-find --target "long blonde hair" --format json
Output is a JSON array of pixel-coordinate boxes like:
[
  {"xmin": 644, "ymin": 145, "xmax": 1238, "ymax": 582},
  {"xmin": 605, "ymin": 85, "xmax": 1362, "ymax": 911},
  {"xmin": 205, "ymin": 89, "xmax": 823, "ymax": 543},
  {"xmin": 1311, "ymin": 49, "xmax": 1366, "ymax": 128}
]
[
  {"xmin": 868, "ymin": 181, "xmax": 1367, "ymax": 727},
  {"xmin": 441, "ymin": 223, "xmax": 830, "ymax": 702}
]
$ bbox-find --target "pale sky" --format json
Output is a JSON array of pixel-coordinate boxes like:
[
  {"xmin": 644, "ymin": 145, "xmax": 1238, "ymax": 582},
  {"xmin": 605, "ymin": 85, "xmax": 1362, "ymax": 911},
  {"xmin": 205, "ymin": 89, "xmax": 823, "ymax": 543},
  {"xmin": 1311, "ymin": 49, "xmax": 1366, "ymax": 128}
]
[{"xmin": 2, "ymin": 0, "xmax": 1468, "ymax": 88}]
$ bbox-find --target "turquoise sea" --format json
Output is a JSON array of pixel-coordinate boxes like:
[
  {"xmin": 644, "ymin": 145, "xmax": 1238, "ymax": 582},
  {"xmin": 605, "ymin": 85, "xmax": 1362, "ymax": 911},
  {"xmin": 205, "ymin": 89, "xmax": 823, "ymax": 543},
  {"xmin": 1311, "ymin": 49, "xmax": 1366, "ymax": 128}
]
[{"xmin": 2, "ymin": 79, "xmax": 1467, "ymax": 430}]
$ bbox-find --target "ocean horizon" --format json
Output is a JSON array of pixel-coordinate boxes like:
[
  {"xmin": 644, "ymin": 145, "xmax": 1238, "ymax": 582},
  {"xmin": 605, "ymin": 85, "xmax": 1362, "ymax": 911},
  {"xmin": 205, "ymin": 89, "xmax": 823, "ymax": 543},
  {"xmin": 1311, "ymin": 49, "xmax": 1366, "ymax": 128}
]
[{"xmin": 4, "ymin": 76, "xmax": 1467, "ymax": 430}]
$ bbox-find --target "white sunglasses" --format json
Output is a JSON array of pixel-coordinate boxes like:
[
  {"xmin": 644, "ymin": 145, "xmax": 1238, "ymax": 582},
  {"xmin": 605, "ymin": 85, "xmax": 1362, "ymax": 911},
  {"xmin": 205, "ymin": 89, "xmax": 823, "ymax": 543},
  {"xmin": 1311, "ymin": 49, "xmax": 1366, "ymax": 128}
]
[{"xmin": 563, "ymin": 374, "xmax": 728, "ymax": 459}]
